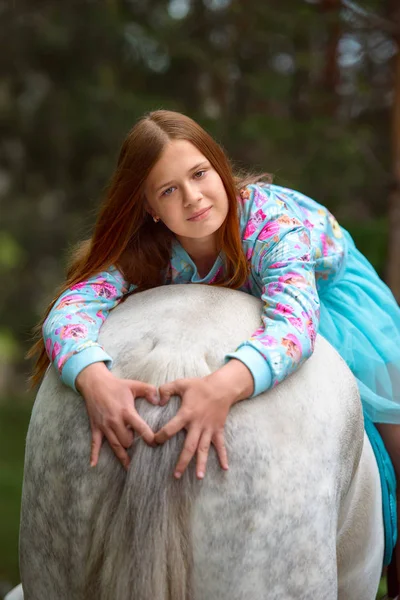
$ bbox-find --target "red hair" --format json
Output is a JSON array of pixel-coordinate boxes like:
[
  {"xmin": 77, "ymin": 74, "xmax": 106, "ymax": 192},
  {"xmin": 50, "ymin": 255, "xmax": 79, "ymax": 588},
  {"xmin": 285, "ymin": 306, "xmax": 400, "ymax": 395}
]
[{"xmin": 28, "ymin": 110, "xmax": 269, "ymax": 387}]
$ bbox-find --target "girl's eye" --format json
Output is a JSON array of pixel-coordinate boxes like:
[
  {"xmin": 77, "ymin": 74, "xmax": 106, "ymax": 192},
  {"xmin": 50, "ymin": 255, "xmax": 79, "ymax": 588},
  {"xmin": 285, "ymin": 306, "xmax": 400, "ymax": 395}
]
[
  {"xmin": 194, "ymin": 170, "xmax": 206, "ymax": 179},
  {"xmin": 162, "ymin": 186, "xmax": 175, "ymax": 197}
]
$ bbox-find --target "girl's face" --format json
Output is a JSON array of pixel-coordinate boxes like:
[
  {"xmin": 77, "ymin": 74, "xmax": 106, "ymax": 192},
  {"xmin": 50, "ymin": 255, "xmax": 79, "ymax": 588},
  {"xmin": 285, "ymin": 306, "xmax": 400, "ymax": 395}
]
[{"xmin": 144, "ymin": 140, "xmax": 229, "ymax": 250}]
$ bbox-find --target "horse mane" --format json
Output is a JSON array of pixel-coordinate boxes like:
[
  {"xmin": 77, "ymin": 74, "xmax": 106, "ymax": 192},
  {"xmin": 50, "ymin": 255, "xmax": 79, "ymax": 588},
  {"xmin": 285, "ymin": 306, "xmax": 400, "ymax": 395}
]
[
  {"xmin": 84, "ymin": 285, "xmax": 247, "ymax": 600},
  {"xmin": 85, "ymin": 395, "xmax": 197, "ymax": 600}
]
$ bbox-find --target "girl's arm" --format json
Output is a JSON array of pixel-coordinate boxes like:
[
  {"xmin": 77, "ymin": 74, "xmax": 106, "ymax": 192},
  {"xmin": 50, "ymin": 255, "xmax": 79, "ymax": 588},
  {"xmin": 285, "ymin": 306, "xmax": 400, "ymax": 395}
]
[
  {"xmin": 225, "ymin": 222, "xmax": 320, "ymax": 397},
  {"xmin": 43, "ymin": 267, "xmax": 159, "ymax": 470},
  {"xmin": 43, "ymin": 266, "xmax": 135, "ymax": 391}
]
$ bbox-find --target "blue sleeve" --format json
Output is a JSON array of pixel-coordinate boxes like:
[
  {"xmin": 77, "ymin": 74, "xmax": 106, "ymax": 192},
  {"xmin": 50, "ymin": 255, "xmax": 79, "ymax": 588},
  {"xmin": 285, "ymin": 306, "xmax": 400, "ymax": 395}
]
[
  {"xmin": 42, "ymin": 266, "xmax": 135, "ymax": 392},
  {"xmin": 225, "ymin": 184, "xmax": 320, "ymax": 397}
]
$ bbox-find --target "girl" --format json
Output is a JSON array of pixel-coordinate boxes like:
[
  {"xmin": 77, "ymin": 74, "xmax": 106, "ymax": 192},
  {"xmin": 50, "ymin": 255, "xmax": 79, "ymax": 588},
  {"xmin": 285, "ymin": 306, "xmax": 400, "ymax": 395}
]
[{"xmin": 30, "ymin": 109, "xmax": 400, "ymax": 501}]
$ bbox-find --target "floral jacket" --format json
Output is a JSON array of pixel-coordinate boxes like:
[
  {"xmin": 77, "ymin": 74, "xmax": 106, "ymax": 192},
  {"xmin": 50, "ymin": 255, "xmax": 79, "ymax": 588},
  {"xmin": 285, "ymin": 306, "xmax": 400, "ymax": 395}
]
[{"xmin": 43, "ymin": 184, "xmax": 347, "ymax": 395}]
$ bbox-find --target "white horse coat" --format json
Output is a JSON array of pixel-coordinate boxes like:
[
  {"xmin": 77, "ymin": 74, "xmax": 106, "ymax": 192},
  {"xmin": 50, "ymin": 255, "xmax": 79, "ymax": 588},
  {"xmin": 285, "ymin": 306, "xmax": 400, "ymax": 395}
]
[{"xmin": 16, "ymin": 285, "xmax": 384, "ymax": 599}]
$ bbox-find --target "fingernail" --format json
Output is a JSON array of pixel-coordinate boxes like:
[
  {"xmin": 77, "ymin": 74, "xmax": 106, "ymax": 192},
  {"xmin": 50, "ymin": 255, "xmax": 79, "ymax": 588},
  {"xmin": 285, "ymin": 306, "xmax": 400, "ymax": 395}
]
[
  {"xmin": 152, "ymin": 394, "xmax": 160, "ymax": 404},
  {"xmin": 197, "ymin": 471, "xmax": 204, "ymax": 479},
  {"xmin": 174, "ymin": 471, "xmax": 181, "ymax": 479}
]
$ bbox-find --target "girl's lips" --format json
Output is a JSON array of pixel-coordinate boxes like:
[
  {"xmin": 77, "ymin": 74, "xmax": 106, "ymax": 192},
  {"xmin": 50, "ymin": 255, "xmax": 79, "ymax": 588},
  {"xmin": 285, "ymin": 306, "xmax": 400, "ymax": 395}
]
[{"xmin": 188, "ymin": 207, "xmax": 212, "ymax": 221}]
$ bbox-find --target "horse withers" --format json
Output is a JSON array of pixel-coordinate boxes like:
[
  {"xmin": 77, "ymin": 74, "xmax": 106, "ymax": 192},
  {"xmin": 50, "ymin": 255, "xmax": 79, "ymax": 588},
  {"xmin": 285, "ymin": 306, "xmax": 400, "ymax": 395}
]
[{"xmin": 16, "ymin": 285, "xmax": 384, "ymax": 599}]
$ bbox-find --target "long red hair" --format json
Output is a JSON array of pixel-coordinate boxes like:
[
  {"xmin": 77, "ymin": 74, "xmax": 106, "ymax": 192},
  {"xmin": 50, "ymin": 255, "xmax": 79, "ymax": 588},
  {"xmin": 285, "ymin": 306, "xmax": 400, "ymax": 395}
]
[{"xmin": 28, "ymin": 110, "xmax": 269, "ymax": 387}]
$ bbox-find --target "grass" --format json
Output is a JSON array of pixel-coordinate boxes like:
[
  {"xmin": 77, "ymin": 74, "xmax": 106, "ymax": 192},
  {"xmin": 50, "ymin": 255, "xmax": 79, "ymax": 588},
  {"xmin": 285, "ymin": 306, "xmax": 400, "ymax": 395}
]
[
  {"xmin": 0, "ymin": 396, "xmax": 392, "ymax": 598},
  {"xmin": 0, "ymin": 397, "xmax": 32, "ymax": 589},
  {"xmin": 378, "ymin": 577, "xmax": 388, "ymax": 599}
]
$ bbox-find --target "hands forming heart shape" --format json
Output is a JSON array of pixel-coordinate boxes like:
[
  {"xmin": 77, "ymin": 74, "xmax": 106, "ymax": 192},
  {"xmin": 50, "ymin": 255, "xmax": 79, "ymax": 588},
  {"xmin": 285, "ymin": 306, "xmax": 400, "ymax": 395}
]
[{"xmin": 76, "ymin": 359, "xmax": 254, "ymax": 479}]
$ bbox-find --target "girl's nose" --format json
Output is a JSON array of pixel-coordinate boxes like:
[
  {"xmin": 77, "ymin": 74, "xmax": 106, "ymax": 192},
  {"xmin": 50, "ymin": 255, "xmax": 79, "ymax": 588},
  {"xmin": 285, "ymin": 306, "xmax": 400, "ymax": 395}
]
[{"xmin": 183, "ymin": 183, "xmax": 203, "ymax": 207}]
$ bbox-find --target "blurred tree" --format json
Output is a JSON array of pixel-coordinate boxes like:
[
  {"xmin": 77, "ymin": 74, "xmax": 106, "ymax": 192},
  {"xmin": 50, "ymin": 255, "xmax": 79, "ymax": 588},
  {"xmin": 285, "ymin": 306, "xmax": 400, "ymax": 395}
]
[
  {"xmin": 0, "ymin": 0, "xmax": 397, "ymax": 392},
  {"xmin": 386, "ymin": 0, "xmax": 400, "ymax": 301}
]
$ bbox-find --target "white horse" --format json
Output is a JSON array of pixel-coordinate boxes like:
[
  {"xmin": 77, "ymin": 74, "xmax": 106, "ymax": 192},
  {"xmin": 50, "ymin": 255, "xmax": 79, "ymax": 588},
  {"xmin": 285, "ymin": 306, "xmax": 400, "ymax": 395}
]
[{"xmin": 14, "ymin": 285, "xmax": 384, "ymax": 600}]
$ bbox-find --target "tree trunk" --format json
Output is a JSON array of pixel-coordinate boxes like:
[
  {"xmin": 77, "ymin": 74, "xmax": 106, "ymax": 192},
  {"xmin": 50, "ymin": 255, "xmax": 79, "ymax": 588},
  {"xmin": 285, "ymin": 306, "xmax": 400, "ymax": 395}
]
[
  {"xmin": 386, "ymin": 3, "xmax": 400, "ymax": 302},
  {"xmin": 319, "ymin": 0, "xmax": 341, "ymax": 116}
]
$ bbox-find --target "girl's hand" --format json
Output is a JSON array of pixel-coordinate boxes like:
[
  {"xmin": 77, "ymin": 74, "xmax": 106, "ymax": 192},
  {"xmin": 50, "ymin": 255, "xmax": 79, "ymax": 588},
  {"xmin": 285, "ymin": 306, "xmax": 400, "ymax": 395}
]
[
  {"xmin": 154, "ymin": 376, "xmax": 233, "ymax": 480},
  {"xmin": 154, "ymin": 359, "xmax": 254, "ymax": 479},
  {"xmin": 76, "ymin": 362, "xmax": 159, "ymax": 469}
]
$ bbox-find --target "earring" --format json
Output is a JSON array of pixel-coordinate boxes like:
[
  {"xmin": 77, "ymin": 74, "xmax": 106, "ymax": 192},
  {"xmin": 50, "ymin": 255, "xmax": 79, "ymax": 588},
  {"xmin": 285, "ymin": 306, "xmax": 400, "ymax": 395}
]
[{"xmin": 153, "ymin": 216, "xmax": 160, "ymax": 223}]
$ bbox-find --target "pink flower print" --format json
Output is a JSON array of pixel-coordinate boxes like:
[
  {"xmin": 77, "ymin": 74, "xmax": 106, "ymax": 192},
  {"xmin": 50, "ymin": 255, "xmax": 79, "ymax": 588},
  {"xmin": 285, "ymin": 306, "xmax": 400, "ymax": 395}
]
[
  {"xmin": 278, "ymin": 272, "xmax": 308, "ymax": 288},
  {"xmin": 170, "ymin": 266, "xmax": 180, "ymax": 281},
  {"xmin": 250, "ymin": 327, "xmax": 278, "ymax": 347},
  {"xmin": 251, "ymin": 326, "xmax": 265, "ymax": 338},
  {"xmin": 260, "ymin": 334, "xmax": 278, "ymax": 348},
  {"xmin": 254, "ymin": 188, "xmax": 267, "ymax": 208},
  {"xmin": 92, "ymin": 281, "xmax": 118, "ymax": 300},
  {"xmin": 71, "ymin": 279, "xmax": 118, "ymax": 300},
  {"xmin": 282, "ymin": 333, "xmax": 302, "ymax": 362},
  {"xmin": 71, "ymin": 282, "xmax": 87, "ymax": 291},
  {"xmin": 303, "ymin": 219, "xmax": 314, "ymax": 230},
  {"xmin": 246, "ymin": 247, "xmax": 254, "ymax": 261},
  {"xmin": 301, "ymin": 310, "xmax": 317, "ymax": 349},
  {"xmin": 288, "ymin": 316, "xmax": 304, "ymax": 331},
  {"xmin": 277, "ymin": 215, "xmax": 301, "ymax": 228},
  {"xmin": 274, "ymin": 303, "xmax": 294, "ymax": 316},
  {"xmin": 267, "ymin": 282, "xmax": 283, "ymax": 296},
  {"xmin": 52, "ymin": 341, "xmax": 61, "ymax": 359},
  {"xmin": 96, "ymin": 310, "xmax": 107, "ymax": 323},
  {"xmin": 269, "ymin": 262, "xmax": 288, "ymax": 269},
  {"xmin": 55, "ymin": 323, "xmax": 88, "ymax": 340},
  {"xmin": 76, "ymin": 311, "xmax": 96, "ymax": 325},
  {"xmin": 243, "ymin": 209, "xmax": 267, "ymax": 239},
  {"xmin": 57, "ymin": 351, "xmax": 74, "ymax": 374},
  {"xmin": 55, "ymin": 295, "xmax": 85, "ymax": 310},
  {"xmin": 258, "ymin": 221, "xmax": 280, "ymax": 241},
  {"xmin": 46, "ymin": 339, "xmax": 62, "ymax": 362},
  {"xmin": 299, "ymin": 230, "xmax": 310, "ymax": 245},
  {"xmin": 208, "ymin": 266, "xmax": 223, "ymax": 284},
  {"xmin": 320, "ymin": 233, "xmax": 335, "ymax": 257},
  {"xmin": 306, "ymin": 318, "xmax": 317, "ymax": 350}
]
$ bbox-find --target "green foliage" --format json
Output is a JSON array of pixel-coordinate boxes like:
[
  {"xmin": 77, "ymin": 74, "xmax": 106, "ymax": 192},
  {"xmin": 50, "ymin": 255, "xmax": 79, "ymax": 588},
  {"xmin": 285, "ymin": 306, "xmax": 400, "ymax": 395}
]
[
  {"xmin": 0, "ymin": 233, "xmax": 24, "ymax": 270},
  {"xmin": 0, "ymin": 398, "xmax": 32, "ymax": 587},
  {"xmin": 0, "ymin": 1, "xmax": 393, "ymax": 377},
  {"xmin": 0, "ymin": 330, "xmax": 19, "ymax": 363}
]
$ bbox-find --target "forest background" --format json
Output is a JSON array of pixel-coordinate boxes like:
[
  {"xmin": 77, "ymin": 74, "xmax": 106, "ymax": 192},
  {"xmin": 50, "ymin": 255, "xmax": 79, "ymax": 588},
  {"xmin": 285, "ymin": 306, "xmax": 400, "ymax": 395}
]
[{"xmin": 0, "ymin": 1, "xmax": 399, "ymax": 597}]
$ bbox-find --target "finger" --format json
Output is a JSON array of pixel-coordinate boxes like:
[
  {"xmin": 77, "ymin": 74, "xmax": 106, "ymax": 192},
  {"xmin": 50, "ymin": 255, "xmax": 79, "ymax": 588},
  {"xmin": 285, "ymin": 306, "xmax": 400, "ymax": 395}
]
[
  {"xmin": 196, "ymin": 431, "xmax": 212, "ymax": 480},
  {"xmin": 213, "ymin": 430, "xmax": 229, "ymax": 471},
  {"xmin": 154, "ymin": 414, "xmax": 186, "ymax": 445},
  {"xmin": 158, "ymin": 381, "xmax": 183, "ymax": 406},
  {"xmin": 103, "ymin": 428, "xmax": 131, "ymax": 470},
  {"xmin": 110, "ymin": 420, "xmax": 135, "ymax": 449},
  {"xmin": 125, "ymin": 411, "xmax": 155, "ymax": 447},
  {"xmin": 90, "ymin": 427, "xmax": 103, "ymax": 467},
  {"xmin": 174, "ymin": 427, "xmax": 201, "ymax": 479},
  {"xmin": 127, "ymin": 380, "xmax": 159, "ymax": 405}
]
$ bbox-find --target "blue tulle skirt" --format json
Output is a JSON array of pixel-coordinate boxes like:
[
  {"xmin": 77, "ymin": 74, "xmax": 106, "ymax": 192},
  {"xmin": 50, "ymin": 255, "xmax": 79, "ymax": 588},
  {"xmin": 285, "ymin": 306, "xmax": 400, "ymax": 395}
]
[{"xmin": 318, "ymin": 229, "xmax": 400, "ymax": 424}]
